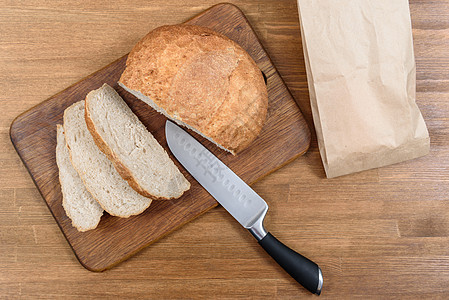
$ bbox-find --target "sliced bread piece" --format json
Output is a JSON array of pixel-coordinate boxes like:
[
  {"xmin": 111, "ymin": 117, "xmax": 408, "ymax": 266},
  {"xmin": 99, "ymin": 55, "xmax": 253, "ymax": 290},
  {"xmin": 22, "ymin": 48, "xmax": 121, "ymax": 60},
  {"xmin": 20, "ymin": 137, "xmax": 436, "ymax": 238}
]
[
  {"xmin": 56, "ymin": 124, "xmax": 103, "ymax": 231},
  {"xmin": 63, "ymin": 101, "xmax": 152, "ymax": 217},
  {"xmin": 84, "ymin": 84, "xmax": 190, "ymax": 200}
]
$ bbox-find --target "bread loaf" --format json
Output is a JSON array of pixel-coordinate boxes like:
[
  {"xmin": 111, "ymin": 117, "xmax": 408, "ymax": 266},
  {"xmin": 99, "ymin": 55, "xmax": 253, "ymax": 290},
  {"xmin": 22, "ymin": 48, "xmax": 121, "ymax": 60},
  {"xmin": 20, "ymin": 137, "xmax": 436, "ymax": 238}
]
[
  {"xmin": 119, "ymin": 24, "xmax": 268, "ymax": 154},
  {"xmin": 63, "ymin": 101, "xmax": 152, "ymax": 217},
  {"xmin": 84, "ymin": 83, "xmax": 190, "ymax": 200},
  {"xmin": 56, "ymin": 124, "xmax": 103, "ymax": 231}
]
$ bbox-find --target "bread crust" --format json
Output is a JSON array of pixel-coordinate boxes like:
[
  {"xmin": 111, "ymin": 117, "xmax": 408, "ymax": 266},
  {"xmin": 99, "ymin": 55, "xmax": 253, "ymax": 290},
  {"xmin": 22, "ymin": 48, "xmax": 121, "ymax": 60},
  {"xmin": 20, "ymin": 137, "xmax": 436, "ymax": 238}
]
[
  {"xmin": 119, "ymin": 24, "xmax": 268, "ymax": 154},
  {"xmin": 84, "ymin": 100, "xmax": 183, "ymax": 201}
]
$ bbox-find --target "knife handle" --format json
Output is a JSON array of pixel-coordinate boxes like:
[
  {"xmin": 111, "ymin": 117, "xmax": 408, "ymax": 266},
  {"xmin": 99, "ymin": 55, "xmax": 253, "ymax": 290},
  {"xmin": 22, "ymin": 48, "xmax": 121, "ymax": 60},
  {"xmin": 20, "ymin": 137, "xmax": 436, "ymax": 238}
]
[{"xmin": 258, "ymin": 232, "xmax": 323, "ymax": 295}]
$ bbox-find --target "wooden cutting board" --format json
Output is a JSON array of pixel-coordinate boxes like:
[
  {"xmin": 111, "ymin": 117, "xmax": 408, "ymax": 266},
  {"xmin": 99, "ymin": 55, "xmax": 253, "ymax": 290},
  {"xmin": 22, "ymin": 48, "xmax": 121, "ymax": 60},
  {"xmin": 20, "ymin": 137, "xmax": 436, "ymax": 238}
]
[{"xmin": 9, "ymin": 3, "xmax": 311, "ymax": 272}]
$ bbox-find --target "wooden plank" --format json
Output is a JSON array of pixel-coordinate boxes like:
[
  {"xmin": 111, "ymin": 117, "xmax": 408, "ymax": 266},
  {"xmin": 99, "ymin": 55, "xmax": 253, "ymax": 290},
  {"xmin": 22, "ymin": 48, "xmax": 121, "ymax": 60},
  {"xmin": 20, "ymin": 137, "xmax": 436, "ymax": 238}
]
[{"xmin": 9, "ymin": 3, "xmax": 310, "ymax": 272}]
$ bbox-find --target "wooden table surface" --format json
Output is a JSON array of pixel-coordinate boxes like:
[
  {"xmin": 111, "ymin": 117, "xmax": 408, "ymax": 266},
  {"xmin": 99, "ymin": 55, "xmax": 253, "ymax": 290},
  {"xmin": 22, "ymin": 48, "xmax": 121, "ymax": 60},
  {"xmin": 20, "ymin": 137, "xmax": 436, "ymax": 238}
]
[{"xmin": 1, "ymin": 0, "xmax": 448, "ymax": 298}]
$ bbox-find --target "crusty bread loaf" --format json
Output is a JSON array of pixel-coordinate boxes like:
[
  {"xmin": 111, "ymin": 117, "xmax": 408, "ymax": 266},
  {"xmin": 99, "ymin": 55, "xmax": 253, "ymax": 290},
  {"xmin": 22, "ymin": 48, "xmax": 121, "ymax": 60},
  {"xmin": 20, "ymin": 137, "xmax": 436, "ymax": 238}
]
[
  {"xmin": 56, "ymin": 124, "xmax": 103, "ymax": 231},
  {"xmin": 63, "ymin": 101, "xmax": 152, "ymax": 217},
  {"xmin": 85, "ymin": 83, "xmax": 190, "ymax": 200},
  {"xmin": 119, "ymin": 24, "xmax": 268, "ymax": 154}
]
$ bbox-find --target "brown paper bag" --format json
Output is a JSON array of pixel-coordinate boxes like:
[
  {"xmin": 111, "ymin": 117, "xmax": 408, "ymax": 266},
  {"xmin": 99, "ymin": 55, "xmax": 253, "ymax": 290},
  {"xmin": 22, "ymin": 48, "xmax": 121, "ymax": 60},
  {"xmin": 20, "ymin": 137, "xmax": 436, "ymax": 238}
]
[{"xmin": 297, "ymin": 0, "xmax": 430, "ymax": 178}]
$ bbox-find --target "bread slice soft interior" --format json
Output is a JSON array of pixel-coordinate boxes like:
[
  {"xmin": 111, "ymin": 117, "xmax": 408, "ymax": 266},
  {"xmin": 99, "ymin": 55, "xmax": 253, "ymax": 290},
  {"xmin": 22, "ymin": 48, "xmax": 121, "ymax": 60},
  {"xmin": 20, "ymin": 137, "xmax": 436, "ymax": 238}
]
[
  {"xmin": 63, "ymin": 100, "xmax": 152, "ymax": 217},
  {"xmin": 85, "ymin": 83, "xmax": 190, "ymax": 200},
  {"xmin": 56, "ymin": 124, "xmax": 103, "ymax": 231}
]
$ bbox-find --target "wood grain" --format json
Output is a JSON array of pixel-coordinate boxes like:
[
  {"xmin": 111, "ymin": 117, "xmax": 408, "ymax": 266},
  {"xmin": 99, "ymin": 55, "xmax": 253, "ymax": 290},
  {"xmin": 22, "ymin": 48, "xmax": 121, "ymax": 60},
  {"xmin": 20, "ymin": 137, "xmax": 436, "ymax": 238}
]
[
  {"xmin": 9, "ymin": 4, "xmax": 311, "ymax": 272},
  {"xmin": 1, "ymin": 0, "xmax": 449, "ymax": 298}
]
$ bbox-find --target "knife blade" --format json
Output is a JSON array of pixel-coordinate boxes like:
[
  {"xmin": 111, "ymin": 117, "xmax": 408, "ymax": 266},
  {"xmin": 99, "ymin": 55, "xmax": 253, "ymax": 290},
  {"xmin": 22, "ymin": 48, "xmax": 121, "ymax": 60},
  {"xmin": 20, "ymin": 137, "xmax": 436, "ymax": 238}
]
[{"xmin": 165, "ymin": 120, "xmax": 323, "ymax": 295}]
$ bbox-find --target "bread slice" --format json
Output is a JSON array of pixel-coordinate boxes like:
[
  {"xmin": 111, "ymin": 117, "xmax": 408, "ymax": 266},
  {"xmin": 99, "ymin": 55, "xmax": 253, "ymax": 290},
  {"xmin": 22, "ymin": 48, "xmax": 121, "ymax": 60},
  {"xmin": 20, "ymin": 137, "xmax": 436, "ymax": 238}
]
[
  {"xmin": 63, "ymin": 101, "xmax": 152, "ymax": 217},
  {"xmin": 56, "ymin": 124, "xmax": 103, "ymax": 231},
  {"xmin": 84, "ymin": 83, "xmax": 190, "ymax": 200},
  {"xmin": 119, "ymin": 24, "xmax": 268, "ymax": 155}
]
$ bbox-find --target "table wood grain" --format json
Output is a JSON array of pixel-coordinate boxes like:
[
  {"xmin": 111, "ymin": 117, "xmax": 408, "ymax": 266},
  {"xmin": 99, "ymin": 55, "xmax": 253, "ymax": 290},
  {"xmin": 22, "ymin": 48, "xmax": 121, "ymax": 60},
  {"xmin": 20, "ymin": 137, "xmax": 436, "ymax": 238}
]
[{"xmin": 1, "ymin": 0, "xmax": 448, "ymax": 298}]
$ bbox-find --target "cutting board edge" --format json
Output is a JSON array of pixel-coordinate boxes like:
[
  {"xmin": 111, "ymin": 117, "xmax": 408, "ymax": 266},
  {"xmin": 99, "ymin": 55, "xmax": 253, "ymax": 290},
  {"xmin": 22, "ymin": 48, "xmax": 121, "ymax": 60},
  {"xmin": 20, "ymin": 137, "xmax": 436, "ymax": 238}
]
[{"xmin": 9, "ymin": 54, "xmax": 128, "ymax": 138}]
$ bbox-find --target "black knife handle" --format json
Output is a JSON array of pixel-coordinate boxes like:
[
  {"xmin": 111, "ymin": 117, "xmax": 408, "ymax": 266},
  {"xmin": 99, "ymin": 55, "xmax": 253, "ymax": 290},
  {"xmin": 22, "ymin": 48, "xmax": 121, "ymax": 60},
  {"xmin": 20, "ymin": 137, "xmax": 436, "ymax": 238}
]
[{"xmin": 259, "ymin": 232, "xmax": 323, "ymax": 295}]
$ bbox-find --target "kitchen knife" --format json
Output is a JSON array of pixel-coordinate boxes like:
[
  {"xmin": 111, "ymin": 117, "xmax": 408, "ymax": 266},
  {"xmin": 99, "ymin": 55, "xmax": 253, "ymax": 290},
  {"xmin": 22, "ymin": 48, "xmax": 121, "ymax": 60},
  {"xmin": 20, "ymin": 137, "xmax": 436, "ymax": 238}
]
[{"xmin": 165, "ymin": 120, "xmax": 323, "ymax": 295}]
